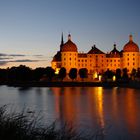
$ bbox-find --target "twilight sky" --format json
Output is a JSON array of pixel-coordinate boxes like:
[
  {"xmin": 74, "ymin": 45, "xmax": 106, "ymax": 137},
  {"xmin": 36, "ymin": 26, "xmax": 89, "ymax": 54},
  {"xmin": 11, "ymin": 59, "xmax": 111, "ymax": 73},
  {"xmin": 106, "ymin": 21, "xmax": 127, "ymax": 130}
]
[{"xmin": 0, "ymin": 0, "xmax": 140, "ymax": 68}]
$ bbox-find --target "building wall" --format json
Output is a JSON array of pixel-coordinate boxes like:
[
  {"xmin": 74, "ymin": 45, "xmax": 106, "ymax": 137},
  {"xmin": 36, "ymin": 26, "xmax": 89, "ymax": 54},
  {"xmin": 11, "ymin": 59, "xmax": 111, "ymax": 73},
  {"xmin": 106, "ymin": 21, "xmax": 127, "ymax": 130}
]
[
  {"xmin": 61, "ymin": 52, "xmax": 78, "ymax": 73},
  {"xmin": 122, "ymin": 52, "xmax": 139, "ymax": 73},
  {"xmin": 106, "ymin": 57, "xmax": 121, "ymax": 72}
]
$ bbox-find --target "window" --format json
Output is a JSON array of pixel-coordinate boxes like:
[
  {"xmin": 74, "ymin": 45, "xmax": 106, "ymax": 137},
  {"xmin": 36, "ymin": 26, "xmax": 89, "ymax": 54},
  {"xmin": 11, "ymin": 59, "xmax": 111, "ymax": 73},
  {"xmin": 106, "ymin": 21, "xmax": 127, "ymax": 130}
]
[
  {"xmin": 133, "ymin": 54, "xmax": 135, "ymax": 56},
  {"xmin": 128, "ymin": 63, "xmax": 129, "ymax": 66},
  {"xmin": 127, "ymin": 54, "xmax": 129, "ymax": 56},
  {"xmin": 85, "ymin": 60, "xmax": 87, "ymax": 62},
  {"xmin": 82, "ymin": 60, "xmax": 84, "ymax": 62},
  {"xmin": 78, "ymin": 60, "xmax": 80, "ymax": 62},
  {"xmin": 107, "ymin": 60, "xmax": 108, "ymax": 62},
  {"xmin": 110, "ymin": 60, "xmax": 112, "ymax": 62},
  {"xmin": 64, "ymin": 58, "xmax": 66, "ymax": 60},
  {"xmin": 70, "ymin": 58, "xmax": 71, "ymax": 60},
  {"xmin": 133, "ymin": 58, "xmax": 135, "ymax": 60},
  {"xmin": 114, "ymin": 60, "xmax": 116, "ymax": 62},
  {"xmin": 127, "ymin": 58, "xmax": 129, "ymax": 61},
  {"xmin": 133, "ymin": 63, "xmax": 135, "ymax": 66}
]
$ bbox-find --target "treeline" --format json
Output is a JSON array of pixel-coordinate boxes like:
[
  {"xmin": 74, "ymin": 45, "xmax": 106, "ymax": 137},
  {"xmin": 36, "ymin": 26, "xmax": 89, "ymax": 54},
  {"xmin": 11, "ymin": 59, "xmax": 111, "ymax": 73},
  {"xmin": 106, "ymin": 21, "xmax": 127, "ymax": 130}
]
[
  {"xmin": 0, "ymin": 65, "xmax": 88, "ymax": 82},
  {"xmin": 0, "ymin": 65, "xmax": 140, "ymax": 82}
]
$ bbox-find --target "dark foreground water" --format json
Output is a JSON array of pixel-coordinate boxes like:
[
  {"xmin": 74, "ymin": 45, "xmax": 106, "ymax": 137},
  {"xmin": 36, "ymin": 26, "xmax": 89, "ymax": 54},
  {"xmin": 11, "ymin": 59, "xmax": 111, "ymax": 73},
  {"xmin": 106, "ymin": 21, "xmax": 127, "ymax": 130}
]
[{"xmin": 0, "ymin": 86, "xmax": 140, "ymax": 140}]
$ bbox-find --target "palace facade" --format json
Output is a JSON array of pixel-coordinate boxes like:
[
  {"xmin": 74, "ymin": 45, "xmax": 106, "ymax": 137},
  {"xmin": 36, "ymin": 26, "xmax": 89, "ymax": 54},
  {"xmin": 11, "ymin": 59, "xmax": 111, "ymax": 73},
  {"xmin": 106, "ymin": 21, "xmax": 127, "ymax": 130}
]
[{"xmin": 51, "ymin": 34, "xmax": 140, "ymax": 75}]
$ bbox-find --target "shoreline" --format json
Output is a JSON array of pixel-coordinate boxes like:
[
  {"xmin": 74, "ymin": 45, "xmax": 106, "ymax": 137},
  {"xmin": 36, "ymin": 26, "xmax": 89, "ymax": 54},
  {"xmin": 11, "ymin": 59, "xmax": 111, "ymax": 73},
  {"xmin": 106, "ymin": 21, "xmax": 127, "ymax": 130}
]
[{"xmin": 1, "ymin": 81, "xmax": 140, "ymax": 89}]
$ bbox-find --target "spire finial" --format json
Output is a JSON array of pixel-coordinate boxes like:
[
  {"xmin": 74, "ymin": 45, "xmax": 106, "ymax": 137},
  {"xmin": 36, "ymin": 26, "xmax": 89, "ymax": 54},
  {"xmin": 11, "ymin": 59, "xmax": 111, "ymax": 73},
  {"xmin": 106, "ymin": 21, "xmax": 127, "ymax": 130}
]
[
  {"xmin": 60, "ymin": 32, "xmax": 64, "ymax": 51},
  {"xmin": 61, "ymin": 32, "xmax": 64, "ymax": 45},
  {"xmin": 68, "ymin": 33, "xmax": 71, "ymax": 41},
  {"xmin": 129, "ymin": 34, "xmax": 133, "ymax": 42},
  {"xmin": 114, "ymin": 43, "xmax": 116, "ymax": 49}
]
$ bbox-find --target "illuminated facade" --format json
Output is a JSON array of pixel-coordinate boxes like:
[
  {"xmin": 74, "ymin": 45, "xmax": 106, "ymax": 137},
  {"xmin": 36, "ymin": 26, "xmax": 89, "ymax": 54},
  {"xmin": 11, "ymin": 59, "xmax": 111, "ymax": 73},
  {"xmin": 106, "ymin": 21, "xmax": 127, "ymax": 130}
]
[{"xmin": 51, "ymin": 34, "xmax": 140, "ymax": 74}]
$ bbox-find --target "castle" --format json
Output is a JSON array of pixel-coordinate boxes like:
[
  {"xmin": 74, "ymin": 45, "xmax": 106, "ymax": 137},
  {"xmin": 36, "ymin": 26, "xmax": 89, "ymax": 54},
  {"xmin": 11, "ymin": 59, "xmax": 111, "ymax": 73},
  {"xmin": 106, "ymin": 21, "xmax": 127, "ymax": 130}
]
[{"xmin": 51, "ymin": 34, "xmax": 140, "ymax": 75}]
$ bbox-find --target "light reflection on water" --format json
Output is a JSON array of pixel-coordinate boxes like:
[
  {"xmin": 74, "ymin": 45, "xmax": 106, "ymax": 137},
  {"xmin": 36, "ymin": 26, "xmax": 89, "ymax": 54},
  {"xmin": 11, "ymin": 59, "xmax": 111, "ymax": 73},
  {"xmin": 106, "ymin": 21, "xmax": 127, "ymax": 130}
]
[{"xmin": 0, "ymin": 86, "xmax": 140, "ymax": 139}]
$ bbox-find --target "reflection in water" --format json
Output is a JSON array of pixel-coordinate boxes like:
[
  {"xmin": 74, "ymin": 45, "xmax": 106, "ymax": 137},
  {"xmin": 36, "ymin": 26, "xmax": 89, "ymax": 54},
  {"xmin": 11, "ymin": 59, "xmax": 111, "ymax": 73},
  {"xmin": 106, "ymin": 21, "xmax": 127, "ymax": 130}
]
[
  {"xmin": 50, "ymin": 87, "xmax": 140, "ymax": 139},
  {"xmin": 0, "ymin": 86, "xmax": 140, "ymax": 139}
]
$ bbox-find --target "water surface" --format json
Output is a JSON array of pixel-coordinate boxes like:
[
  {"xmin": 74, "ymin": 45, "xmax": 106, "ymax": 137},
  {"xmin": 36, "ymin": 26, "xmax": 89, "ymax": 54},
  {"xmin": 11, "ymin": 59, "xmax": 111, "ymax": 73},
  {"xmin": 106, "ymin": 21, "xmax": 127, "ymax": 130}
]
[{"xmin": 0, "ymin": 86, "xmax": 140, "ymax": 139}]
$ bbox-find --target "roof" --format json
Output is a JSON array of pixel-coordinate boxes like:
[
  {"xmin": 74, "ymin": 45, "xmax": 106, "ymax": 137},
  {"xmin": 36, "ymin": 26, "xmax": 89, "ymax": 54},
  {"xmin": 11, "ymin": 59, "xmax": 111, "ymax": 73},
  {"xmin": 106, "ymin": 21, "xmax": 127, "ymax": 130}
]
[
  {"xmin": 61, "ymin": 34, "xmax": 78, "ymax": 52},
  {"xmin": 107, "ymin": 44, "xmax": 121, "ymax": 58},
  {"xmin": 78, "ymin": 53, "xmax": 87, "ymax": 58},
  {"xmin": 52, "ymin": 51, "xmax": 61, "ymax": 62},
  {"xmin": 88, "ymin": 45, "xmax": 105, "ymax": 54}
]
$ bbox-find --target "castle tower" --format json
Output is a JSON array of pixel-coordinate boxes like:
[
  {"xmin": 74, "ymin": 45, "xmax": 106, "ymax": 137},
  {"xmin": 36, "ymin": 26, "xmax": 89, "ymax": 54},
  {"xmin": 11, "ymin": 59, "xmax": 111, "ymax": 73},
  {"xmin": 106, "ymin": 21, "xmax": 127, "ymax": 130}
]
[
  {"xmin": 61, "ymin": 34, "xmax": 78, "ymax": 73},
  {"xmin": 123, "ymin": 35, "xmax": 139, "ymax": 73}
]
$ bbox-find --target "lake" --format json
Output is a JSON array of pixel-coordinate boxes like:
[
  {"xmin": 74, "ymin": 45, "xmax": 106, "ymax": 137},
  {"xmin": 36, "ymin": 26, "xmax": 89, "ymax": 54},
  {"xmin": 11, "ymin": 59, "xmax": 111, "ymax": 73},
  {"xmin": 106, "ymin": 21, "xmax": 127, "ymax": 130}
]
[{"xmin": 0, "ymin": 85, "xmax": 140, "ymax": 140}]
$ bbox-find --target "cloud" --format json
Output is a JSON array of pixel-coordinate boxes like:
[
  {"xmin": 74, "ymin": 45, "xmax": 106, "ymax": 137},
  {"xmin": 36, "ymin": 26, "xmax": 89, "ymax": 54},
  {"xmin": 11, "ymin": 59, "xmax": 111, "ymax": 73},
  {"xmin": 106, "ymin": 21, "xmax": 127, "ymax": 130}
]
[
  {"xmin": 0, "ymin": 61, "xmax": 8, "ymax": 66},
  {"xmin": 0, "ymin": 53, "xmax": 46, "ymax": 66},
  {"xmin": 10, "ymin": 59, "xmax": 40, "ymax": 62},
  {"xmin": 9, "ymin": 54, "xmax": 26, "ymax": 57}
]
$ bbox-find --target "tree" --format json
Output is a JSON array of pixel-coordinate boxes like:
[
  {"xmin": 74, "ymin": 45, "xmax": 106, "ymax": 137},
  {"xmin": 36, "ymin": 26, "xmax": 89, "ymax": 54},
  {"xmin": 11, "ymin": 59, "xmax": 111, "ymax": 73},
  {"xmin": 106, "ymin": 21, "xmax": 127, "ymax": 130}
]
[
  {"xmin": 58, "ymin": 67, "xmax": 66, "ymax": 81},
  {"xmin": 116, "ymin": 68, "xmax": 121, "ymax": 81},
  {"xmin": 79, "ymin": 68, "xmax": 88, "ymax": 81},
  {"xmin": 131, "ymin": 68, "xmax": 136, "ymax": 80},
  {"xmin": 104, "ymin": 69, "xmax": 113, "ymax": 80},
  {"xmin": 33, "ymin": 67, "xmax": 46, "ymax": 81},
  {"xmin": 69, "ymin": 68, "xmax": 77, "ymax": 81},
  {"xmin": 45, "ymin": 67, "xmax": 55, "ymax": 81},
  {"xmin": 122, "ymin": 68, "xmax": 128, "ymax": 81}
]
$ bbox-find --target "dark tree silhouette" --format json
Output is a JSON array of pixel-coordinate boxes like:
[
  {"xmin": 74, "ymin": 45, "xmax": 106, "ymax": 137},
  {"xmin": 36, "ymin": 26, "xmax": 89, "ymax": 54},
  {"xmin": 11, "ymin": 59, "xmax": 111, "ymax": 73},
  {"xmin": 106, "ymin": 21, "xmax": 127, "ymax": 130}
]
[
  {"xmin": 0, "ymin": 69, "xmax": 8, "ymax": 82},
  {"xmin": 131, "ymin": 68, "xmax": 136, "ymax": 80},
  {"xmin": 104, "ymin": 69, "xmax": 113, "ymax": 80},
  {"xmin": 7, "ymin": 65, "xmax": 32, "ymax": 81},
  {"xmin": 45, "ymin": 67, "xmax": 55, "ymax": 81},
  {"xmin": 116, "ymin": 68, "xmax": 121, "ymax": 81},
  {"xmin": 58, "ymin": 67, "xmax": 66, "ymax": 81},
  {"xmin": 122, "ymin": 68, "xmax": 128, "ymax": 81},
  {"xmin": 33, "ymin": 67, "xmax": 46, "ymax": 81},
  {"xmin": 79, "ymin": 68, "xmax": 88, "ymax": 81},
  {"xmin": 69, "ymin": 68, "xmax": 77, "ymax": 81},
  {"xmin": 136, "ymin": 68, "xmax": 140, "ymax": 79}
]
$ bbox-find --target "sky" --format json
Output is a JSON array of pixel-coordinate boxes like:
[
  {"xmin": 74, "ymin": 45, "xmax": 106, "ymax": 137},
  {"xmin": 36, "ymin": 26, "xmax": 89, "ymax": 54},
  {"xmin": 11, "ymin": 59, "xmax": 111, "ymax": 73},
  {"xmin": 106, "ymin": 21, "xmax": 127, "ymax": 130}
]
[{"xmin": 0, "ymin": 0, "xmax": 140, "ymax": 68}]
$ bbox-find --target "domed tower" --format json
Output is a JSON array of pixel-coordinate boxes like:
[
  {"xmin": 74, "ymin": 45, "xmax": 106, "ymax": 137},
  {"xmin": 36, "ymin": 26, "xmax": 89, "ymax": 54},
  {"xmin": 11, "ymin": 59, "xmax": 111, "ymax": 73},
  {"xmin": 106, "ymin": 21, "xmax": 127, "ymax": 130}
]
[
  {"xmin": 61, "ymin": 34, "xmax": 78, "ymax": 73},
  {"xmin": 123, "ymin": 35, "xmax": 139, "ymax": 73}
]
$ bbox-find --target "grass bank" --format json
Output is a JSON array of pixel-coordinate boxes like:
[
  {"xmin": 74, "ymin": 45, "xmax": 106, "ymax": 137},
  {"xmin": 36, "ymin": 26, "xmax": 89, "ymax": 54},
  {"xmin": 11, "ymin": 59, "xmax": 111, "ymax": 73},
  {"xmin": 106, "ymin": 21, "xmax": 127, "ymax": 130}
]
[{"xmin": 0, "ymin": 105, "xmax": 92, "ymax": 140}]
